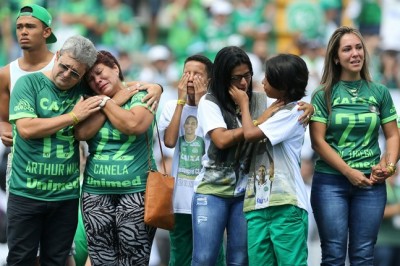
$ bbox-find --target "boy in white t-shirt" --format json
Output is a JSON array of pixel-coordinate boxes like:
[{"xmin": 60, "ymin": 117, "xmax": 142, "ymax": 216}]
[{"xmin": 158, "ymin": 54, "xmax": 225, "ymax": 266}]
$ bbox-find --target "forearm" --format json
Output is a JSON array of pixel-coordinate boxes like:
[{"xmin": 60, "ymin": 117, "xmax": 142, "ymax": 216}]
[
  {"xmin": 314, "ymin": 141, "xmax": 354, "ymax": 175},
  {"xmin": 0, "ymin": 121, "xmax": 11, "ymax": 134},
  {"xmin": 16, "ymin": 114, "xmax": 76, "ymax": 139},
  {"xmin": 382, "ymin": 122, "xmax": 400, "ymax": 165},
  {"xmin": 102, "ymin": 101, "xmax": 153, "ymax": 135},
  {"xmin": 210, "ymin": 127, "xmax": 244, "ymax": 149},
  {"xmin": 240, "ymin": 102, "xmax": 263, "ymax": 142},
  {"xmin": 384, "ymin": 135, "xmax": 399, "ymax": 165},
  {"xmin": 74, "ymin": 111, "xmax": 106, "ymax": 140},
  {"xmin": 164, "ymin": 105, "xmax": 183, "ymax": 148}
]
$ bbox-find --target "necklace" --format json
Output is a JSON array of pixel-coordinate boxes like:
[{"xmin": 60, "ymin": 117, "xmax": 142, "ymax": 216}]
[{"xmin": 341, "ymin": 80, "xmax": 363, "ymax": 97}]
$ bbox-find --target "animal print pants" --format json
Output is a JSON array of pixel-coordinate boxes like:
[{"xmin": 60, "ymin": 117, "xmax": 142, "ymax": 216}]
[{"xmin": 82, "ymin": 192, "xmax": 157, "ymax": 266}]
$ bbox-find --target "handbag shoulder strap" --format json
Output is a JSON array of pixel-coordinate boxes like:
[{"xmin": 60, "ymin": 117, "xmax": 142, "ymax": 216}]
[{"xmin": 146, "ymin": 118, "xmax": 167, "ymax": 174}]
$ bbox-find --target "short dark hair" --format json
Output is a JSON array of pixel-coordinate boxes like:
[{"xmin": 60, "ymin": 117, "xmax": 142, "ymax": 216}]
[
  {"xmin": 86, "ymin": 50, "xmax": 124, "ymax": 81},
  {"xmin": 184, "ymin": 54, "xmax": 213, "ymax": 78},
  {"xmin": 265, "ymin": 54, "xmax": 308, "ymax": 102}
]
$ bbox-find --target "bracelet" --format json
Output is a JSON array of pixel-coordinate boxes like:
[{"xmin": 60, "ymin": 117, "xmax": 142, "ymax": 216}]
[
  {"xmin": 99, "ymin": 96, "xmax": 111, "ymax": 108},
  {"xmin": 68, "ymin": 112, "xmax": 79, "ymax": 126},
  {"xmin": 386, "ymin": 162, "xmax": 397, "ymax": 176},
  {"xmin": 177, "ymin": 99, "xmax": 186, "ymax": 106},
  {"xmin": 156, "ymin": 83, "xmax": 164, "ymax": 93},
  {"xmin": 253, "ymin": 120, "xmax": 259, "ymax": 126}
]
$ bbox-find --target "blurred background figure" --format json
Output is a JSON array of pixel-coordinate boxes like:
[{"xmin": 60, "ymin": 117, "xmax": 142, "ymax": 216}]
[
  {"xmin": 231, "ymin": 0, "xmax": 270, "ymax": 53},
  {"xmin": 158, "ymin": 0, "xmax": 207, "ymax": 67},
  {"xmin": 374, "ymin": 169, "xmax": 400, "ymax": 266},
  {"xmin": 199, "ymin": 0, "xmax": 234, "ymax": 61},
  {"xmin": 380, "ymin": 49, "xmax": 400, "ymax": 90},
  {"xmin": 52, "ymin": 0, "xmax": 99, "ymax": 51},
  {"xmin": 95, "ymin": 0, "xmax": 143, "ymax": 55},
  {"xmin": 138, "ymin": 44, "xmax": 180, "ymax": 114}
]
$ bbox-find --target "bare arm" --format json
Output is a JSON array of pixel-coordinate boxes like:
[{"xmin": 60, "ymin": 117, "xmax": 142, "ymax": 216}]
[
  {"xmin": 163, "ymin": 73, "xmax": 190, "ymax": 148},
  {"xmin": 310, "ymin": 121, "xmax": 373, "ymax": 187},
  {"xmin": 16, "ymin": 97, "xmax": 102, "ymax": 139},
  {"xmin": 164, "ymin": 103, "xmax": 183, "ymax": 148},
  {"xmin": 75, "ymin": 87, "xmax": 139, "ymax": 140},
  {"xmin": 209, "ymin": 127, "xmax": 244, "ymax": 149},
  {"xmin": 101, "ymin": 99, "xmax": 154, "ymax": 135},
  {"xmin": 126, "ymin": 81, "xmax": 163, "ymax": 112},
  {"xmin": 0, "ymin": 65, "xmax": 12, "ymax": 146},
  {"xmin": 74, "ymin": 111, "xmax": 107, "ymax": 141},
  {"xmin": 229, "ymin": 87, "xmax": 282, "ymax": 142},
  {"xmin": 370, "ymin": 121, "xmax": 400, "ymax": 183}
]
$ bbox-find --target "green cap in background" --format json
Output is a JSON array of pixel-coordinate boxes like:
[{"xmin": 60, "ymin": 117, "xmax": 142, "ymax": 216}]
[{"xmin": 17, "ymin": 4, "xmax": 57, "ymax": 44}]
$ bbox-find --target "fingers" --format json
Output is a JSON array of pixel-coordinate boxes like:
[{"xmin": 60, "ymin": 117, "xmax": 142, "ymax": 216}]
[
  {"xmin": 1, "ymin": 135, "xmax": 13, "ymax": 147},
  {"xmin": 126, "ymin": 86, "xmax": 139, "ymax": 93},
  {"xmin": 135, "ymin": 83, "xmax": 147, "ymax": 91},
  {"xmin": 299, "ymin": 114, "xmax": 311, "ymax": 127},
  {"xmin": 193, "ymin": 75, "xmax": 206, "ymax": 90},
  {"xmin": 73, "ymin": 96, "xmax": 102, "ymax": 120},
  {"xmin": 149, "ymin": 100, "xmax": 158, "ymax": 112}
]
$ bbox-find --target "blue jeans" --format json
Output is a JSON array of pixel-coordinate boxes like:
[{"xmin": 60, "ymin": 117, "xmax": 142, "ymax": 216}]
[
  {"xmin": 311, "ymin": 172, "xmax": 386, "ymax": 266},
  {"xmin": 192, "ymin": 193, "xmax": 248, "ymax": 266}
]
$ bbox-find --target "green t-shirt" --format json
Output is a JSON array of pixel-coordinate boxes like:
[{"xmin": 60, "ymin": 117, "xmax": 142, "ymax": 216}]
[
  {"xmin": 9, "ymin": 72, "xmax": 86, "ymax": 201},
  {"xmin": 311, "ymin": 80, "xmax": 397, "ymax": 174},
  {"xmin": 82, "ymin": 91, "xmax": 156, "ymax": 194}
]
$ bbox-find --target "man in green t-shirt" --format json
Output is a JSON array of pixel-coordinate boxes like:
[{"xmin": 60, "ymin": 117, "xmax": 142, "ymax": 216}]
[{"xmin": 7, "ymin": 35, "xmax": 100, "ymax": 266}]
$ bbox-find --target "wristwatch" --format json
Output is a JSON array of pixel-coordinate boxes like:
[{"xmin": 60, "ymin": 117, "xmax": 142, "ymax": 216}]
[{"xmin": 99, "ymin": 96, "xmax": 111, "ymax": 108}]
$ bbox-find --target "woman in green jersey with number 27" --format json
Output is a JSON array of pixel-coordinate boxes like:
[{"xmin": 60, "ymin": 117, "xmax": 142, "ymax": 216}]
[{"xmin": 309, "ymin": 26, "xmax": 399, "ymax": 265}]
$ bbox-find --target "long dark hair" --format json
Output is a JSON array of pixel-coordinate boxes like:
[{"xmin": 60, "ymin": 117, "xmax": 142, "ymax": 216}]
[{"xmin": 209, "ymin": 46, "xmax": 253, "ymax": 113}]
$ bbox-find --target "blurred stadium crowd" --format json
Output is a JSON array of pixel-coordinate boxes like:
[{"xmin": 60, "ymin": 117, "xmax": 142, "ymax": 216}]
[{"xmin": 1, "ymin": 0, "xmax": 400, "ymax": 265}]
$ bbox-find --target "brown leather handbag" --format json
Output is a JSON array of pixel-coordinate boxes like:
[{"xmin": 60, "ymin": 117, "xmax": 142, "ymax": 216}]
[{"xmin": 144, "ymin": 120, "xmax": 175, "ymax": 230}]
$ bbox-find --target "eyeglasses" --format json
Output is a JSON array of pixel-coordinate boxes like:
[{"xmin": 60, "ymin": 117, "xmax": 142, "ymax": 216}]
[
  {"xmin": 58, "ymin": 62, "xmax": 81, "ymax": 80},
  {"xmin": 231, "ymin": 72, "xmax": 253, "ymax": 83}
]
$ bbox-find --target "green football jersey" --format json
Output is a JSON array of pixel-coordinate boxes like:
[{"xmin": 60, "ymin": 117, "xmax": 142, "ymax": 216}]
[
  {"xmin": 9, "ymin": 72, "xmax": 86, "ymax": 201},
  {"xmin": 311, "ymin": 80, "xmax": 397, "ymax": 174},
  {"xmin": 82, "ymin": 91, "xmax": 156, "ymax": 194}
]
